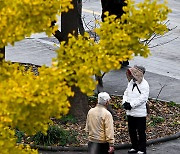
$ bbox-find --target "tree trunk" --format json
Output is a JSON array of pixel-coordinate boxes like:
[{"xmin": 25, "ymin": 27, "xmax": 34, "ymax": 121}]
[
  {"xmin": 0, "ymin": 47, "xmax": 5, "ymax": 63},
  {"xmin": 68, "ymin": 86, "xmax": 89, "ymax": 121},
  {"xmin": 61, "ymin": 0, "xmax": 78, "ymax": 41},
  {"xmin": 60, "ymin": 0, "xmax": 89, "ymax": 120}
]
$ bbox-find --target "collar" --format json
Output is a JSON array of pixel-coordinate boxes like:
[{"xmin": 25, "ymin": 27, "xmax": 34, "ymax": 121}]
[{"xmin": 96, "ymin": 104, "xmax": 107, "ymax": 109}]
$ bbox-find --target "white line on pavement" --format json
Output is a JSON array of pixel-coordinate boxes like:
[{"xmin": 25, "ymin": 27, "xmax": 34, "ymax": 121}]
[{"xmin": 82, "ymin": 8, "xmax": 101, "ymax": 15}]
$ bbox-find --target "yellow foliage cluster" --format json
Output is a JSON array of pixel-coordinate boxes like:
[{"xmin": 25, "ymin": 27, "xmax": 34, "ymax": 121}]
[
  {"xmin": 0, "ymin": 0, "xmax": 72, "ymax": 48},
  {"xmin": 97, "ymin": 0, "xmax": 171, "ymax": 57},
  {"xmin": 55, "ymin": 0, "xmax": 170, "ymax": 95},
  {"xmin": 0, "ymin": 126, "xmax": 37, "ymax": 154},
  {"xmin": 0, "ymin": 62, "xmax": 73, "ymax": 153},
  {"xmin": 0, "ymin": 0, "xmax": 171, "ymax": 153}
]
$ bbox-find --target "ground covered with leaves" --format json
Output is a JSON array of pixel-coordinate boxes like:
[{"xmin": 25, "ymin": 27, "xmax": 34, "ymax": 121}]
[
  {"xmin": 57, "ymin": 96, "xmax": 180, "ymax": 147},
  {"xmin": 18, "ymin": 96, "xmax": 180, "ymax": 147}
]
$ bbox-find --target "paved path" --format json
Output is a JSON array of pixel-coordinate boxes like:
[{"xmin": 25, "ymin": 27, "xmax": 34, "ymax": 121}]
[
  {"xmin": 103, "ymin": 67, "xmax": 180, "ymax": 103},
  {"xmin": 6, "ymin": 38, "xmax": 180, "ymax": 103},
  {"xmin": 39, "ymin": 138, "xmax": 180, "ymax": 154},
  {"xmin": 82, "ymin": 0, "xmax": 180, "ymax": 79},
  {"xmin": 5, "ymin": 0, "xmax": 180, "ymax": 103}
]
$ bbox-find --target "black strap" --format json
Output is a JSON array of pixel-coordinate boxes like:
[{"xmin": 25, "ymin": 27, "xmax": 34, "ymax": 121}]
[{"xmin": 132, "ymin": 83, "xmax": 141, "ymax": 94}]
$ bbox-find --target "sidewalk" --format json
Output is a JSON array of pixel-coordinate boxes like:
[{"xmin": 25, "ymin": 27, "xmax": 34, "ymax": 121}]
[
  {"xmin": 39, "ymin": 138, "xmax": 180, "ymax": 154},
  {"xmin": 81, "ymin": 0, "xmax": 180, "ymax": 103},
  {"xmin": 103, "ymin": 66, "xmax": 180, "ymax": 104},
  {"xmin": 5, "ymin": 36, "xmax": 180, "ymax": 104},
  {"xmin": 6, "ymin": 0, "xmax": 180, "ymax": 103}
]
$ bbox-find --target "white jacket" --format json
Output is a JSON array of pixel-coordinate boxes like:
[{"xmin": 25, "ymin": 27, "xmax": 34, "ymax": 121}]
[{"xmin": 122, "ymin": 78, "xmax": 149, "ymax": 117}]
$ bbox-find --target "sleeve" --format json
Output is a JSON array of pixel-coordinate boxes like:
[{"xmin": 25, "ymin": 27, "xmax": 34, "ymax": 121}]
[
  {"xmin": 105, "ymin": 113, "xmax": 114, "ymax": 146},
  {"xmin": 85, "ymin": 113, "xmax": 89, "ymax": 133},
  {"xmin": 122, "ymin": 82, "xmax": 131, "ymax": 104},
  {"xmin": 130, "ymin": 81, "xmax": 149, "ymax": 108}
]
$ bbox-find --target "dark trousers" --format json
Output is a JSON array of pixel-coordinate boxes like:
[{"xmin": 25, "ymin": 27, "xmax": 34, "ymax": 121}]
[
  {"xmin": 88, "ymin": 141, "xmax": 114, "ymax": 154},
  {"xmin": 128, "ymin": 116, "xmax": 146, "ymax": 153}
]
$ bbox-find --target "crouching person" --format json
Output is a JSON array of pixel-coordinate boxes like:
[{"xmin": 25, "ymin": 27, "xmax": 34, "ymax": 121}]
[{"xmin": 85, "ymin": 92, "xmax": 115, "ymax": 154}]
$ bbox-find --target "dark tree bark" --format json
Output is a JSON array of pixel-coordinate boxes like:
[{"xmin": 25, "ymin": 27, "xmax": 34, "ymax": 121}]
[
  {"xmin": 57, "ymin": 0, "xmax": 89, "ymax": 120},
  {"xmin": 53, "ymin": 30, "xmax": 63, "ymax": 42},
  {"xmin": 68, "ymin": 86, "xmax": 89, "ymax": 121},
  {"xmin": 77, "ymin": 0, "xmax": 85, "ymax": 35},
  {"xmin": 0, "ymin": 47, "xmax": 5, "ymax": 63},
  {"xmin": 51, "ymin": 0, "xmax": 84, "ymax": 42},
  {"xmin": 61, "ymin": 0, "xmax": 78, "ymax": 41},
  {"xmin": 95, "ymin": 74, "xmax": 104, "ymax": 93}
]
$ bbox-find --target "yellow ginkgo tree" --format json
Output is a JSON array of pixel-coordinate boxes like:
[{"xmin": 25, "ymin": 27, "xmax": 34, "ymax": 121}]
[
  {"xmin": 0, "ymin": 0, "xmax": 73, "ymax": 153},
  {"xmin": 54, "ymin": 0, "xmax": 171, "ymax": 117},
  {"xmin": 0, "ymin": 0, "xmax": 171, "ymax": 153}
]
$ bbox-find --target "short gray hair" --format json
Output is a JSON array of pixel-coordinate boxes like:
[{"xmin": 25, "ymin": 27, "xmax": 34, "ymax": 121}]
[{"xmin": 98, "ymin": 92, "xmax": 111, "ymax": 105}]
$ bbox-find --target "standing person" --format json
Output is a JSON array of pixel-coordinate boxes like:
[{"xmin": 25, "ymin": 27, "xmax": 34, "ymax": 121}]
[
  {"xmin": 85, "ymin": 92, "xmax": 115, "ymax": 154},
  {"xmin": 122, "ymin": 65, "xmax": 149, "ymax": 154}
]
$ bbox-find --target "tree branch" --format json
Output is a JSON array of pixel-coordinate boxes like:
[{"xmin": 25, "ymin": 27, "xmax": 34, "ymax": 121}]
[{"xmin": 155, "ymin": 83, "xmax": 167, "ymax": 102}]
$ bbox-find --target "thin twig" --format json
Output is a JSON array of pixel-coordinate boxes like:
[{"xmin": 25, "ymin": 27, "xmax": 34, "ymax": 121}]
[
  {"xmin": 155, "ymin": 83, "xmax": 167, "ymax": 102},
  {"xmin": 142, "ymin": 20, "xmax": 177, "ymax": 47},
  {"xmin": 149, "ymin": 37, "xmax": 178, "ymax": 48}
]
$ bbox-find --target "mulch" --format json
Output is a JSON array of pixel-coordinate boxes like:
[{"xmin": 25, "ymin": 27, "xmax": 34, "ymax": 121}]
[{"xmin": 59, "ymin": 95, "xmax": 180, "ymax": 147}]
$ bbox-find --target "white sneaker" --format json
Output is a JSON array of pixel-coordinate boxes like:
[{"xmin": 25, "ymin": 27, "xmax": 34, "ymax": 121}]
[
  {"xmin": 137, "ymin": 151, "xmax": 145, "ymax": 154},
  {"xmin": 128, "ymin": 148, "xmax": 137, "ymax": 153}
]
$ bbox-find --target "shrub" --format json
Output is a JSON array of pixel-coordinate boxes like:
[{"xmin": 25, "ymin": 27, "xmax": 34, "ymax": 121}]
[
  {"xmin": 30, "ymin": 125, "xmax": 78, "ymax": 146},
  {"xmin": 149, "ymin": 116, "xmax": 165, "ymax": 126},
  {"xmin": 167, "ymin": 101, "xmax": 177, "ymax": 107},
  {"xmin": 15, "ymin": 129, "xmax": 25, "ymax": 143},
  {"xmin": 59, "ymin": 115, "xmax": 77, "ymax": 124}
]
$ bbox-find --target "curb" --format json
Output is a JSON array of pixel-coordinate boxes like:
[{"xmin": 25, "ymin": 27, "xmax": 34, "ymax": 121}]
[
  {"xmin": 115, "ymin": 132, "xmax": 180, "ymax": 150},
  {"xmin": 31, "ymin": 132, "xmax": 180, "ymax": 152}
]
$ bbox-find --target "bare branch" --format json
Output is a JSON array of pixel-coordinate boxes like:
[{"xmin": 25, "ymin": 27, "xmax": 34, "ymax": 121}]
[
  {"xmin": 82, "ymin": 17, "xmax": 93, "ymax": 31},
  {"xmin": 102, "ymin": 72, "xmax": 106, "ymax": 78},
  {"xmin": 155, "ymin": 83, "xmax": 167, "ymax": 102},
  {"xmin": 141, "ymin": 20, "xmax": 178, "ymax": 48},
  {"xmin": 149, "ymin": 37, "xmax": 178, "ymax": 48}
]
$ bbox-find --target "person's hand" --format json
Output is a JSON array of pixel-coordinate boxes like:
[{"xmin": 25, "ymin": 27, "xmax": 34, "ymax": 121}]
[
  {"xmin": 123, "ymin": 102, "xmax": 132, "ymax": 110},
  {"xmin": 108, "ymin": 146, "xmax": 114, "ymax": 154}
]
